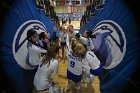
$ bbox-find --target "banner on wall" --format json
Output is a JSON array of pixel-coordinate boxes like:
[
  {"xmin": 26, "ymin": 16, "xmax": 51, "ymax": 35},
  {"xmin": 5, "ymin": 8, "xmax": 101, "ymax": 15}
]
[
  {"xmin": 0, "ymin": 0, "xmax": 58, "ymax": 93},
  {"xmin": 79, "ymin": 0, "xmax": 140, "ymax": 93}
]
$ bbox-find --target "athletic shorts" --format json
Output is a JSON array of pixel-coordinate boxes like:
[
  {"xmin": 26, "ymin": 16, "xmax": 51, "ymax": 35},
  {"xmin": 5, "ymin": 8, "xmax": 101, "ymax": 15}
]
[{"xmin": 67, "ymin": 70, "xmax": 82, "ymax": 83}]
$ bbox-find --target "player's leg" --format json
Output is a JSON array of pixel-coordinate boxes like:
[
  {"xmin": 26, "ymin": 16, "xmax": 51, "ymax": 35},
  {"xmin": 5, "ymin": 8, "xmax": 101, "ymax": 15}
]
[
  {"xmin": 75, "ymin": 82, "xmax": 81, "ymax": 93},
  {"xmin": 66, "ymin": 79, "xmax": 73, "ymax": 91}
]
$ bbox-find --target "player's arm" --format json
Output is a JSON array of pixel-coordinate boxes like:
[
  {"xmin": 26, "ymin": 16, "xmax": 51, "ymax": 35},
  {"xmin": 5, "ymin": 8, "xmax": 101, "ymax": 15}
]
[
  {"xmin": 50, "ymin": 60, "xmax": 59, "ymax": 75},
  {"xmin": 87, "ymin": 51, "xmax": 102, "ymax": 76},
  {"xmin": 79, "ymin": 35, "xmax": 87, "ymax": 45},
  {"xmin": 65, "ymin": 34, "xmax": 71, "ymax": 56},
  {"xmin": 31, "ymin": 45, "xmax": 47, "ymax": 53},
  {"xmin": 50, "ymin": 60, "xmax": 59, "ymax": 84}
]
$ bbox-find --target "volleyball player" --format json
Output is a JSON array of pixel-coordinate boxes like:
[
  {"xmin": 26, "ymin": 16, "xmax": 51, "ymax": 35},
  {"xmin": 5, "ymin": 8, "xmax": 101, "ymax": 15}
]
[
  {"xmin": 33, "ymin": 44, "xmax": 60, "ymax": 92},
  {"xmin": 26, "ymin": 29, "xmax": 47, "ymax": 68},
  {"xmin": 66, "ymin": 41, "xmax": 86, "ymax": 93}
]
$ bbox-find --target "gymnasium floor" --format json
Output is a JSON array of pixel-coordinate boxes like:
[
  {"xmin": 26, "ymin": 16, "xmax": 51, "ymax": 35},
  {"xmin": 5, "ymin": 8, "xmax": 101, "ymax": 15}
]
[{"xmin": 33, "ymin": 21, "xmax": 100, "ymax": 93}]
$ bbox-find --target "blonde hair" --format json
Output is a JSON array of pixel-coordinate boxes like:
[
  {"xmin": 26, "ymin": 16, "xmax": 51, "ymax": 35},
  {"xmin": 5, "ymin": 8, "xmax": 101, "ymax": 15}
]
[
  {"xmin": 72, "ymin": 42, "xmax": 87, "ymax": 59},
  {"xmin": 42, "ymin": 44, "xmax": 59, "ymax": 65}
]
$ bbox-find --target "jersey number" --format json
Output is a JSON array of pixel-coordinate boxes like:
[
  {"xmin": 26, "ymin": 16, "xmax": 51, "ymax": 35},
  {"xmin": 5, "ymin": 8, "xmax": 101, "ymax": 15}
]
[{"xmin": 70, "ymin": 61, "xmax": 75, "ymax": 68}]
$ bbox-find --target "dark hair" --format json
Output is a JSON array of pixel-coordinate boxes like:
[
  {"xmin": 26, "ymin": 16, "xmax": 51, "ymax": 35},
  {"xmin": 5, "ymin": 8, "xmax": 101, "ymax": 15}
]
[
  {"xmin": 39, "ymin": 32, "xmax": 45, "ymax": 40},
  {"xmin": 43, "ymin": 44, "xmax": 59, "ymax": 65},
  {"xmin": 26, "ymin": 29, "xmax": 36, "ymax": 40},
  {"xmin": 90, "ymin": 33, "xmax": 96, "ymax": 38},
  {"xmin": 26, "ymin": 29, "xmax": 47, "ymax": 50},
  {"xmin": 59, "ymin": 26, "xmax": 63, "ymax": 31},
  {"xmin": 54, "ymin": 36, "xmax": 59, "ymax": 42},
  {"xmin": 86, "ymin": 30, "xmax": 93, "ymax": 38},
  {"xmin": 86, "ymin": 30, "xmax": 96, "ymax": 38},
  {"xmin": 75, "ymin": 33, "xmax": 80, "ymax": 38}
]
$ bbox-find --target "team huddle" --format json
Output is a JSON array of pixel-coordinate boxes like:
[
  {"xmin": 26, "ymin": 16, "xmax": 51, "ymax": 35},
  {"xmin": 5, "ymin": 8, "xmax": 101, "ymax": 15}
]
[{"xmin": 26, "ymin": 25, "xmax": 102, "ymax": 93}]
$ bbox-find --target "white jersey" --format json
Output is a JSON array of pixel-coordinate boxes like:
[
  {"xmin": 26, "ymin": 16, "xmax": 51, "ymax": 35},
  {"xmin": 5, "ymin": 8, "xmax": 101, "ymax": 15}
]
[
  {"xmin": 50, "ymin": 59, "xmax": 59, "ymax": 75},
  {"xmin": 60, "ymin": 32, "xmax": 67, "ymax": 42},
  {"xmin": 81, "ymin": 51, "xmax": 100, "ymax": 83},
  {"xmin": 66, "ymin": 34, "xmax": 82, "ymax": 75},
  {"xmin": 33, "ymin": 59, "xmax": 58, "ymax": 90},
  {"xmin": 84, "ymin": 51, "xmax": 100, "ymax": 71},
  {"xmin": 91, "ymin": 32, "xmax": 102, "ymax": 50},
  {"xmin": 68, "ymin": 31, "xmax": 77, "ymax": 40},
  {"xmin": 87, "ymin": 38, "xmax": 94, "ymax": 50},
  {"xmin": 80, "ymin": 36, "xmax": 94, "ymax": 50},
  {"xmin": 79, "ymin": 36, "xmax": 87, "ymax": 45},
  {"xmin": 67, "ymin": 51, "xmax": 83, "ymax": 75},
  {"xmin": 38, "ymin": 39, "xmax": 44, "ymax": 47},
  {"xmin": 28, "ymin": 43, "xmax": 47, "ymax": 66}
]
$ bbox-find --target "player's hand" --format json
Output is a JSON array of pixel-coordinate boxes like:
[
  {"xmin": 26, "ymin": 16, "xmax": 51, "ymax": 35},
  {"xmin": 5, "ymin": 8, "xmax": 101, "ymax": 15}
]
[{"xmin": 57, "ymin": 56, "xmax": 62, "ymax": 62}]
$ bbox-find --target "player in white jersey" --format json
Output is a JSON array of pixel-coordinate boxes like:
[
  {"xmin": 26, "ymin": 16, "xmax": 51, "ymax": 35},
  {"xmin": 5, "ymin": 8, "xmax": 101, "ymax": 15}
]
[
  {"xmin": 38, "ymin": 32, "xmax": 50, "ymax": 50},
  {"xmin": 80, "ymin": 49, "xmax": 102, "ymax": 87},
  {"xmin": 72, "ymin": 32, "xmax": 102, "ymax": 85},
  {"xmin": 33, "ymin": 44, "xmax": 60, "ymax": 92},
  {"xmin": 79, "ymin": 30, "xmax": 95, "ymax": 51},
  {"xmin": 65, "ymin": 34, "xmax": 87, "ymax": 92},
  {"xmin": 71, "ymin": 31, "xmax": 94, "ymax": 51},
  {"xmin": 26, "ymin": 29, "xmax": 47, "ymax": 68},
  {"xmin": 59, "ymin": 26, "xmax": 67, "ymax": 61},
  {"xmin": 84, "ymin": 50, "xmax": 102, "ymax": 76},
  {"xmin": 67, "ymin": 25, "xmax": 77, "ymax": 42}
]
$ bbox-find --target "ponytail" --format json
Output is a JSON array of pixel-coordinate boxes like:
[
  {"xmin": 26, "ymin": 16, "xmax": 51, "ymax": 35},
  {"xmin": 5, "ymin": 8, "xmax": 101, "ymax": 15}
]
[{"xmin": 43, "ymin": 44, "xmax": 59, "ymax": 65}]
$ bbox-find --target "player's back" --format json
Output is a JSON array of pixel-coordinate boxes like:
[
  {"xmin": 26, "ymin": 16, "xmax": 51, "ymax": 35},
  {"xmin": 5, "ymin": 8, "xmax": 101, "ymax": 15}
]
[
  {"xmin": 67, "ymin": 52, "xmax": 83, "ymax": 76},
  {"xmin": 34, "ymin": 63, "xmax": 52, "ymax": 83}
]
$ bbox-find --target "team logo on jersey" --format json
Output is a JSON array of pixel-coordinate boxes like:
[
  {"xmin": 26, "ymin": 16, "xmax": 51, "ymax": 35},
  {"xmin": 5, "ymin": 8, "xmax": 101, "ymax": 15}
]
[
  {"xmin": 12, "ymin": 20, "xmax": 47, "ymax": 69},
  {"xmin": 93, "ymin": 20, "xmax": 126, "ymax": 69}
]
